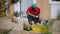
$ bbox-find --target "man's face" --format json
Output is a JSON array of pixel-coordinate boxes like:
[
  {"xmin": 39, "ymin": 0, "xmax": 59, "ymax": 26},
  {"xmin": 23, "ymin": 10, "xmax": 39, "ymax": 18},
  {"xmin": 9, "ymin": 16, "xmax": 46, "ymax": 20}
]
[{"xmin": 32, "ymin": 4, "xmax": 37, "ymax": 9}]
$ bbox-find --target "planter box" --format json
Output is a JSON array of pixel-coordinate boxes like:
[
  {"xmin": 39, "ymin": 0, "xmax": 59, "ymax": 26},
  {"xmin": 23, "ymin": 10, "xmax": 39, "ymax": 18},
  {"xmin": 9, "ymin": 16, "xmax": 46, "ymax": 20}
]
[{"xmin": 32, "ymin": 25, "xmax": 49, "ymax": 32}]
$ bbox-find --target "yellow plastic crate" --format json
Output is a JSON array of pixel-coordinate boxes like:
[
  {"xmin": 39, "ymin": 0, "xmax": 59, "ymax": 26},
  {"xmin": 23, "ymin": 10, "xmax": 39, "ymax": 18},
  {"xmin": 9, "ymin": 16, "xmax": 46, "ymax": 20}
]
[
  {"xmin": 42, "ymin": 26, "xmax": 49, "ymax": 32},
  {"xmin": 32, "ymin": 25, "xmax": 49, "ymax": 32}
]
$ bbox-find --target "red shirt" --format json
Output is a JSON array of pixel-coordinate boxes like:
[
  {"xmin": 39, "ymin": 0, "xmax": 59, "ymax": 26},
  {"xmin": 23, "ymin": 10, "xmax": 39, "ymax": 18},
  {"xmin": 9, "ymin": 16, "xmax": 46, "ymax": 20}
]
[{"xmin": 26, "ymin": 6, "xmax": 40, "ymax": 16}]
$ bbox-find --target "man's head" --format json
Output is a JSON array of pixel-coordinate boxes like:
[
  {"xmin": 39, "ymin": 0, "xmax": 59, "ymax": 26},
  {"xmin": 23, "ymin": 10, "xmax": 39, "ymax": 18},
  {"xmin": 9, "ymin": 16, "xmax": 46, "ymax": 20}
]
[{"xmin": 32, "ymin": 3, "xmax": 37, "ymax": 9}]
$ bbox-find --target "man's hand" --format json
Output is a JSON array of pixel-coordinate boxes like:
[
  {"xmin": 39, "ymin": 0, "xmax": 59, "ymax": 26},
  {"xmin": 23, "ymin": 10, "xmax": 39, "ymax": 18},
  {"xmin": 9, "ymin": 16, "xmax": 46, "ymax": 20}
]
[
  {"xmin": 27, "ymin": 12, "xmax": 35, "ymax": 17},
  {"xmin": 27, "ymin": 12, "xmax": 39, "ymax": 18},
  {"xmin": 35, "ymin": 16, "xmax": 39, "ymax": 18},
  {"xmin": 32, "ymin": 15, "xmax": 39, "ymax": 18}
]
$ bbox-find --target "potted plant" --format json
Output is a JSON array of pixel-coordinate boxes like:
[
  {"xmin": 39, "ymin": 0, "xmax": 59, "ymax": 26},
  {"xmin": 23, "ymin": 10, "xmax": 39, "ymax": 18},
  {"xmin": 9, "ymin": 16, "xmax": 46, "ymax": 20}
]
[
  {"xmin": 14, "ymin": 11, "xmax": 19, "ymax": 17},
  {"xmin": 57, "ymin": 14, "xmax": 60, "ymax": 20},
  {"xmin": 11, "ymin": 0, "xmax": 19, "ymax": 4}
]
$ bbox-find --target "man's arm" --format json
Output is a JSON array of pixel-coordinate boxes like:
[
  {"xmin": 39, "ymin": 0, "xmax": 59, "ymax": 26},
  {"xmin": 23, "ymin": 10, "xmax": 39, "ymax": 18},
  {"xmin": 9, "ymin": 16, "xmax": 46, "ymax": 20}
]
[
  {"xmin": 36, "ymin": 7, "xmax": 40, "ymax": 17},
  {"xmin": 27, "ymin": 12, "xmax": 35, "ymax": 17}
]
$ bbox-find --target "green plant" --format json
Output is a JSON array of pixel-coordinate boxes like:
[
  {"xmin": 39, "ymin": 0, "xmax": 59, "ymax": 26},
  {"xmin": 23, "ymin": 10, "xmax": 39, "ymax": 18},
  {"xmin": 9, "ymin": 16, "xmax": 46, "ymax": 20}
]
[
  {"xmin": 23, "ymin": 23, "xmax": 27, "ymax": 30},
  {"xmin": 14, "ymin": 11, "xmax": 19, "ymax": 17},
  {"xmin": 28, "ymin": 25, "xmax": 32, "ymax": 30},
  {"xmin": 43, "ymin": 32, "xmax": 52, "ymax": 34},
  {"xmin": 57, "ymin": 14, "xmax": 60, "ymax": 20},
  {"xmin": 11, "ymin": 0, "xmax": 19, "ymax": 4}
]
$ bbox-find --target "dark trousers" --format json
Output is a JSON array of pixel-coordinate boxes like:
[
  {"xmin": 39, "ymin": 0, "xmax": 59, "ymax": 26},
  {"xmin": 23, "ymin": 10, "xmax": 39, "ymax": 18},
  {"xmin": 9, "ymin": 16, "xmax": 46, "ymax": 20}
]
[{"xmin": 27, "ymin": 15, "xmax": 40, "ymax": 24}]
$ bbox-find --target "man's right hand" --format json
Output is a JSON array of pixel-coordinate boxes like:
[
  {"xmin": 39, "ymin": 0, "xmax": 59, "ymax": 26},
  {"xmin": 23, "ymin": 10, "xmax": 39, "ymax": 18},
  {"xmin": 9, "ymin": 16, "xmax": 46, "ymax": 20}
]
[
  {"xmin": 27, "ymin": 12, "xmax": 39, "ymax": 18},
  {"xmin": 27, "ymin": 12, "xmax": 35, "ymax": 17},
  {"xmin": 35, "ymin": 16, "xmax": 39, "ymax": 18},
  {"xmin": 33, "ymin": 16, "xmax": 39, "ymax": 18}
]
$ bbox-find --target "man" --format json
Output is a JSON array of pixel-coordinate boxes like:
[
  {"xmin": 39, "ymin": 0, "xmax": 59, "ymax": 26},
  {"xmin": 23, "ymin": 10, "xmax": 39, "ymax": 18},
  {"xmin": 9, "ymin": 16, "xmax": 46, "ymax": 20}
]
[{"xmin": 26, "ymin": 3, "xmax": 41, "ymax": 25}]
